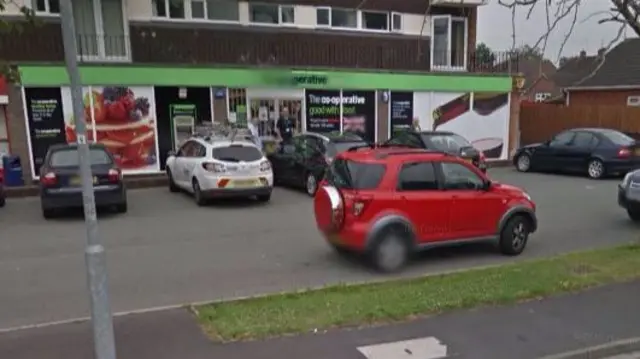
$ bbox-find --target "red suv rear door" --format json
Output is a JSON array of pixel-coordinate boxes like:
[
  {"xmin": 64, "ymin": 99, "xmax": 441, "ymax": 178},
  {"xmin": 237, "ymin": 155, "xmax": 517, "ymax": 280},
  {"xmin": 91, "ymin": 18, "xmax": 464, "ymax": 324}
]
[
  {"xmin": 438, "ymin": 161, "xmax": 504, "ymax": 239},
  {"xmin": 395, "ymin": 161, "xmax": 452, "ymax": 242}
]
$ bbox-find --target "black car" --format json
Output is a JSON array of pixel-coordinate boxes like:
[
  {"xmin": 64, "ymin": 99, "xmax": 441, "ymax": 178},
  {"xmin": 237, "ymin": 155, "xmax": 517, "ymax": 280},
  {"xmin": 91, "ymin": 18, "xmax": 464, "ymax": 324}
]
[
  {"xmin": 39, "ymin": 143, "xmax": 127, "ymax": 219},
  {"xmin": 618, "ymin": 169, "xmax": 640, "ymax": 221},
  {"xmin": 513, "ymin": 128, "xmax": 640, "ymax": 179},
  {"xmin": 383, "ymin": 130, "xmax": 487, "ymax": 172},
  {"xmin": 269, "ymin": 132, "xmax": 368, "ymax": 196}
]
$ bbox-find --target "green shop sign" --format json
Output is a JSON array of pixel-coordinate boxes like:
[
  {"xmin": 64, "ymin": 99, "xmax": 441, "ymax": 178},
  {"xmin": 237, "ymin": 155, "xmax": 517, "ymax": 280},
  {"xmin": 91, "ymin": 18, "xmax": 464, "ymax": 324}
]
[{"xmin": 19, "ymin": 65, "xmax": 512, "ymax": 92}]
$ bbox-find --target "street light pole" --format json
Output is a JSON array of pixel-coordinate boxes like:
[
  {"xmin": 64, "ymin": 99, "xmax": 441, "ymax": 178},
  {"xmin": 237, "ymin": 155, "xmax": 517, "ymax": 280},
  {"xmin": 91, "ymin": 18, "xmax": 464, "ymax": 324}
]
[{"xmin": 58, "ymin": 1, "xmax": 117, "ymax": 358}]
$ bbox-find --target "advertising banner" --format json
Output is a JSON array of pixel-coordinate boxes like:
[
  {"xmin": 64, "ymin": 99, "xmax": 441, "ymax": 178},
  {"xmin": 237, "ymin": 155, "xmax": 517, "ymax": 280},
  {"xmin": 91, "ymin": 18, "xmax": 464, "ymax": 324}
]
[
  {"xmin": 389, "ymin": 91, "xmax": 414, "ymax": 137},
  {"xmin": 341, "ymin": 90, "xmax": 376, "ymax": 143},
  {"xmin": 305, "ymin": 89, "xmax": 341, "ymax": 133},
  {"xmin": 24, "ymin": 87, "xmax": 66, "ymax": 175}
]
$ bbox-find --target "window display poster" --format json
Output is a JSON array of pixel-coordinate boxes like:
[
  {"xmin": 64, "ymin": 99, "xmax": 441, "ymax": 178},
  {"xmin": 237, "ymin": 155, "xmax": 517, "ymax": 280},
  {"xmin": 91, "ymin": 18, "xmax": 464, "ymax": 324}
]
[
  {"xmin": 24, "ymin": 87, "xmax": 66, "ymax": 175},
  {"xmin": 305, "ymin": 89, "xmax": 341, "ymax": 133},
  {"xmin": 170, "ymin": 104, "xmax": 196, "ymax": 149},
  {"xmin": 390, "ymin": 91, "xmax": 414, "ymax": 137},
  {"xmin": 154, "ymin": 86, "xmax": 211, "ymax": 169},
  {"xmin": 342, "ymin": 90, "xmax": 376, "ymax": 143}
]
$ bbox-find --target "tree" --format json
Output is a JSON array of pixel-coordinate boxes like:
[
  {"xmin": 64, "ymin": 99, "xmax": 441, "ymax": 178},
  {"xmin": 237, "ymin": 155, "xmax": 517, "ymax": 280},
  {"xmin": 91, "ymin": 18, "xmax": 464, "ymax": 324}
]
[
  {"xmin": 512, "ymin": 44, "xmax": 543, "ymax": 59},
  {"xmin": 475, "ymin": 42, "xmax": 496, "ymax": 65},
  {"xmin": 0, "ymin": 1, "xmax": 37, "ymax": 83}
]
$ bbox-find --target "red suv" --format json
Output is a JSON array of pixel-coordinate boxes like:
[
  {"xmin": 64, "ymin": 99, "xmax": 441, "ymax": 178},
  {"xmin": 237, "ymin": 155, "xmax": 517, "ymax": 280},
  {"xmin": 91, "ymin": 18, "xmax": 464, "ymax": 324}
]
[{"xmin": 314, "ymin": 147, "xmax": 537, "ymax": 272}]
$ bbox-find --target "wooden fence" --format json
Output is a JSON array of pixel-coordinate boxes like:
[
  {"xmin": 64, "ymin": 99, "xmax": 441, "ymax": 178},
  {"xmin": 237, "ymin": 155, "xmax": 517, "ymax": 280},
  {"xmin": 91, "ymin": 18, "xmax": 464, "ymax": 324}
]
[{"xmin": 520, "ymin": 104, "xmax": 640, "ymax": 145}]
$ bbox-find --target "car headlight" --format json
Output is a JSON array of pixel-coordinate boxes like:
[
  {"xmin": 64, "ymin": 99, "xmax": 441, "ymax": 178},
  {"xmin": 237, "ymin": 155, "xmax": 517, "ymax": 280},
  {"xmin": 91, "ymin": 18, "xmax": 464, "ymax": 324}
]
[{"xmin": 622, "ymin": 172, "xmax": 633, "ymax": 187}]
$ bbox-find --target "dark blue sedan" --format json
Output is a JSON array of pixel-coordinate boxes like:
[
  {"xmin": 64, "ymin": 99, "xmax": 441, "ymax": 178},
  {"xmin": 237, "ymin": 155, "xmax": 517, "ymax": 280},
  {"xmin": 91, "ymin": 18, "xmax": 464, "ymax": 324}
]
[{"xmin": 513, "ymin": 128, "xmax": 640, "ymax": 179}]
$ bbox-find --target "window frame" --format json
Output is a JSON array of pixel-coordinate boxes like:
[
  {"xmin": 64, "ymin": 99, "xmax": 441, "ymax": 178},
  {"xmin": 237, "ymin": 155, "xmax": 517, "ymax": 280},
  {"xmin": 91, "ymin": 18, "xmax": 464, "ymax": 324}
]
[
  {"xmin": 329, "ymin": 7, "xmax": 358, "ymax": 29},
  {"xmin": 32, "ymin": 0, "xmax": 60, "ymax": 15},
  {"xmin": 439, "ymin": 161, "xmax": 485, "ymax": 191},
  {"xmin": 153, "ymin": 0, "xmax": 241, "ymax": 24},
  {"xmin": 315, "ymin": 6, "xmax": 331, "ymax": 27},
  {"xmin": 391, "ymin": 12, "xmax": 402, "ymax": 31},
  {"xmin": 570, "ymin": 131, "xmax": 598, "ymax": 149},
  {"xmin": 248, "ymin": 3, "xmax": 294, "ymax": 25},
  {"xmin": 430, "ymin": 15, "xmax": 468, "ymax": 72},
  {"xmin": 549, "ymin": 131, "xmax": 575, "ymax": 147},
  {"xmin": 278, "ymin": 4, "xmax": 296, "ymax": 25},
  {"xmin": 359, "ymin": 10, "xmax": 390, "ymax": 32}
]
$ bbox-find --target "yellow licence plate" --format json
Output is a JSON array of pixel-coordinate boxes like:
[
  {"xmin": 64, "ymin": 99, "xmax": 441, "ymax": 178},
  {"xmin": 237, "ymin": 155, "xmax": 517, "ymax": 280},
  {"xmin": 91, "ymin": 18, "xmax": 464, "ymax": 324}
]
[
  {"xmin": 233, "ymin": 179, "xmax": 257, "ymax": 188},
  {"xmin": 70, "ymin": 176, "xmax": 98, "ymax": 185}
]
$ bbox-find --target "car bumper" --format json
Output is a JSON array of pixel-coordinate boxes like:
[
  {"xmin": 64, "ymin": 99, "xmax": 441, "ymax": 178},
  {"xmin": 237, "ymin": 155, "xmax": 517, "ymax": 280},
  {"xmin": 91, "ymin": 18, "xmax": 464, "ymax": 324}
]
[
  {"xmin": 199, "ymin": 173, "xmax": 274, "ymax": 191},
  {"xmin": 606, "ymin": 159, "xmax": 640, "ymax": 174},
  {"xmin": 41, "ymin": 185, "xmax": 126, "ymax": 209},
  {"xmin": 201, "ymin": 186, "xmax": 272, "ymax": 198},
  {"xmin": 618, "ymin": 184, "xmax": 640, "ymax": 210}
]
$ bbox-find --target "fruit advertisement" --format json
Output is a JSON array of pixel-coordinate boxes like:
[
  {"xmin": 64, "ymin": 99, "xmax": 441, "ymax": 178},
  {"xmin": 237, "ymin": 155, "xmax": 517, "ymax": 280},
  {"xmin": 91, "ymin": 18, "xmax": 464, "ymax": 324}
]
[{"xmin": 61, "ymin": 86, "xmax": 159, "ymax": 173}]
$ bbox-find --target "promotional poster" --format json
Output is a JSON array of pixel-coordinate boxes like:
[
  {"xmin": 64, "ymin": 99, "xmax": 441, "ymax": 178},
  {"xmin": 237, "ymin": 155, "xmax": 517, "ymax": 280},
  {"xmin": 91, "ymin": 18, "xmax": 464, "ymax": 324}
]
[
  {"xmin": 24, "ymin": 87, "xmax": 66, "ymax": 175},
  {"xmin": 389, "ymin": 91, "xmax": 414, "ymax": 137},
  {"xmin": 341, "ymin": 90, "xmax": 376, "ymax": 143},
  {"xmin": 305, "ymin": 89, "xmax": 341, "ymax": 133}
]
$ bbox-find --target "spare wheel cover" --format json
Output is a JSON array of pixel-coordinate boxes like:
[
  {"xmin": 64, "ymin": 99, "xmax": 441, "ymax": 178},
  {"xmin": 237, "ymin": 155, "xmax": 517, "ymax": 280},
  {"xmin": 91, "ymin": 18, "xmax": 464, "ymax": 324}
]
[{"xmin": 314, "ymin": 186, "xmax": 341, "ymax": 231}]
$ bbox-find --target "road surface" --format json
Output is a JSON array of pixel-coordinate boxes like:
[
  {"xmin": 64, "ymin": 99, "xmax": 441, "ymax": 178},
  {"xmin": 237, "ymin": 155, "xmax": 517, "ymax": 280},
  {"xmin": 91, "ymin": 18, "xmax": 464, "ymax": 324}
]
[{"xmin": 0, "ymin": 168, "xmax": 635, "ymax": 328}]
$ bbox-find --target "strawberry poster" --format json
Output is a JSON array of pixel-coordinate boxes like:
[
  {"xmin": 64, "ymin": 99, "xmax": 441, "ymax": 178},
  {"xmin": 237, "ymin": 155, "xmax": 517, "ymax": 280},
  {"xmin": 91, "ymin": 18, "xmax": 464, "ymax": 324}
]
[{"xmin": 61, "ymin": 86, "xmax": 160, "ymax": 173}]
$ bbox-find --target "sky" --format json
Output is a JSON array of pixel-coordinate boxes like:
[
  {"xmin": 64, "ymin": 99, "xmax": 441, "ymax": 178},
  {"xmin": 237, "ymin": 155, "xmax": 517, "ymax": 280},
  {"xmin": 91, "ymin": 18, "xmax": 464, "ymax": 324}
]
[{"xmin": 477, "ymin": 0, "xmax": 635, "ymax": 61}]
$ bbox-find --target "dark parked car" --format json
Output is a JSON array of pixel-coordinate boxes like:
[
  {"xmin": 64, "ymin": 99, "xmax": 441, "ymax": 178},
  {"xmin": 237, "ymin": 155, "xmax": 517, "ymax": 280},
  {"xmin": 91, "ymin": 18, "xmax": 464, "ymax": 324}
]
[
  {"xmin": 269, "ymin": 132, "xmax": 368, "ymax": 196},
  {"xmin": 39, "ymin": 143, "xmax": 127, "ymax": 219},
  {"xmin": 0, "ymin": 169, "xmax": 5, "ymax": 207},
  {"xmin": 618, "ymin": 169, "xmax": 640, "ymax": 221},
  {"xmin": 513, "ymin": 128, "xmax": 640, "ymax": 179},
  {"xmin": 383, "ymin": 130, "xmax": 487, "ymax": 172}
]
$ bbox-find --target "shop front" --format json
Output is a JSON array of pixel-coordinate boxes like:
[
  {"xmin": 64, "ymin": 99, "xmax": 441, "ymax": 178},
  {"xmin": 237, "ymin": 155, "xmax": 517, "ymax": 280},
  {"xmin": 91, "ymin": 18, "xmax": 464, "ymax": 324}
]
[{"xmin": 16, "ymin": 65, "xmax": 513, "ymax": 180}]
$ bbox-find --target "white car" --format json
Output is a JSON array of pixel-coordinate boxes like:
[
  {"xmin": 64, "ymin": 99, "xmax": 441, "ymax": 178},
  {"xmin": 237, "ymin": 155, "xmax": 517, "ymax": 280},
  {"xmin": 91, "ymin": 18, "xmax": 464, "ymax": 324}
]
[{"xmin": 165, "ymin": 136, "xmax": 273, "ymax": 205}]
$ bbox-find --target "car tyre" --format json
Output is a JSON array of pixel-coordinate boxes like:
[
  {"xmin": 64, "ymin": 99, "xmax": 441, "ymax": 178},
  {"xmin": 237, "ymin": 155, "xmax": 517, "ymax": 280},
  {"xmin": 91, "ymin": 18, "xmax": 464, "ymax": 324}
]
[
  {"xmin": 628, "ymin": 209, "xmax": 640, "ymax": 222},
  {"xmin": 499, "ymin": 215, "xmax": 531, "ymax": 256},
  {"xmin": 257, "ymin": 193, "xmax": 271, "ymax": 202},
  {"xmin": 42, "ymin": 208, "xmax": 55, "ymax": 219},
  {"xmin": 587, "ymin": 158, "xmax": 605, "ymax": 179},
  {"xmin": 305, "ymin": 172, "xmax": 318, "ymax": 197},
  {"xmin": 167, "ymin": 169, "xmax": 179, "ymax": 193},
  {"xmin": 192, "ymin": 179, "xmax": 207, "ymax": 206},
  {"xmin": 515, "ymin": 153, "xmax": 531, "ymax": 172},
  {"xmin": 369, "ymin": 225, "xmax": 411, "ymax": 273},
  {"xmin": 115, "ymin": 202, "xmax": 128, "ymax": 213}
]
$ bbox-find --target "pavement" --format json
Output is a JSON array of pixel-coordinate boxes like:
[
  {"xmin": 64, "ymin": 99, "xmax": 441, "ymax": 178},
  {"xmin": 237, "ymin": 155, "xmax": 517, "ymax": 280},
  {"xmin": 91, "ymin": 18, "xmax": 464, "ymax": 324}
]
[
  {"xmin": 0, "ymin": 168, "xmax": 638, "ymax": 329},
  {"xmin": 1, "ymin": 281, "xmax": 640, "ymax": 359}
]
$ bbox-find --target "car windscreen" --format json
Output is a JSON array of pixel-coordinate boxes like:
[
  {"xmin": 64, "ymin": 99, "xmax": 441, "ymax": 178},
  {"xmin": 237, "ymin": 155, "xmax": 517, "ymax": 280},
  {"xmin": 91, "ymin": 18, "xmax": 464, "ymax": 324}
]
[
  {"xmin": 326, "ymin": 158, "xmax": 385, "ymax": 190},
  {"xmin": 49, "ymin": 148, "xmax": 113, "ymax": 168},
  {"xmin": 422, "ymin": 134, "xmax": 471, "ymax": 152},
  {"xmin": 212, "ymin": 145, "xmax": 263, "ymax": 162},
  {"xmin": 327, "ymin": 141, "xmax": 368, "ymax": 157},
  {"xmin": 600, "ymin": 130, "xmax": 635, "ymax": 146}
]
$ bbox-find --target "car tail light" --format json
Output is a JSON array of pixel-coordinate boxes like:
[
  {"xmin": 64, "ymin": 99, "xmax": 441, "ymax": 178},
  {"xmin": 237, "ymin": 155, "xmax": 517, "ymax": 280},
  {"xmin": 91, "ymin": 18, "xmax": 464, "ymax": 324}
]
[
  {"xmin": 351, "ymin": 195, "xmax": 373, "ymax": 217},
  {"xmin": 618, "ymin": 147, "xmax": 631, "ymax": 158},
  {"xmin": 259, "ymin": 160, "xmax": 271, "ymax": 172},
  {"xmin": 202, "ymin": 162, "xmax": 225, "ymax": 172},
  {"xmin": 108, "ymin": 168, "xmax": 122, "ymax": 183},
  {"xmin": 41, "ymin": 172, "xmax": 57, "ymax": 186}
]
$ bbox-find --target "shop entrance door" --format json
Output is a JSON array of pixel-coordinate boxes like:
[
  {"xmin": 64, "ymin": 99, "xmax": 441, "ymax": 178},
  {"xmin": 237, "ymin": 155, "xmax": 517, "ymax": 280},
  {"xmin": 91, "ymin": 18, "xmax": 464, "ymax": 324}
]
[{"xmin": 247, "ymin": 97, "xmax": 303, "ymax": 153}]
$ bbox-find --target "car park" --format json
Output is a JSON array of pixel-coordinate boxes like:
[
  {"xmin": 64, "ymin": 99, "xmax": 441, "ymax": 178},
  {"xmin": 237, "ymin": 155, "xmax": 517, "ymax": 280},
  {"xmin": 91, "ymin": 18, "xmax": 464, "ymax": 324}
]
[
  {"xmin": 513, "ymin": 128, "xmax": 640, "ymax": 179},
  {"xmin": 39, "ymin": 143, "xmax": 127, "ymax": 219},
  {"xmin": 166, "ymin": 134, "xmax": 273, "ymax": 205},
  {"xmin": 313, "ymin": 146, "xmax": 537, "ymax": 273},
  {"xmin": 269, "ymin": 132, "xmax": 368, "ymax": 196},
  {"xmin": 383, "ymin": 130, "xmax": 487, "ymax": 172},
  {"xmin": 618, "ymin": 169, "xmax": 640, "ymax": 221}
]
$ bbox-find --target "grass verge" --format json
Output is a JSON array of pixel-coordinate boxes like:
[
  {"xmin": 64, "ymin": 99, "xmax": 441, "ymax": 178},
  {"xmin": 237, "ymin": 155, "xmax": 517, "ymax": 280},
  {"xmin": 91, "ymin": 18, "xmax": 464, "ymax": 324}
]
[{"xmin": 196, "ymin": 244, "xmax": 640, "ymax": 341}]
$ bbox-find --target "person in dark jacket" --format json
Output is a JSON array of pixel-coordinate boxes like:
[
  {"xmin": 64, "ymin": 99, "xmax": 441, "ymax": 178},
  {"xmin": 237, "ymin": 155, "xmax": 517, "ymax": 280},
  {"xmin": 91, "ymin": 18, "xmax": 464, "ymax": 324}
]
[{"xmin": 275, "ymin": 106, "xmax": 295, "ymax": 144}]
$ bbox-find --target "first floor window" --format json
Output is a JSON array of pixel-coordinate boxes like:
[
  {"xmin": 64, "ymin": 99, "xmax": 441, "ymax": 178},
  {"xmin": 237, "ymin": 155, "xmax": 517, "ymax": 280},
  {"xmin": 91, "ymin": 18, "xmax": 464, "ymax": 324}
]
[
  {"xmin": 432, "ymin": 16, "xmax": 467, "ymax": 70},
  {"xmin": 330, "ymin": 8, "xmax": 357, "ymax": 28},
  {"xmin": 190, "ymin": 0, "xmax": 239, "ymax": 21},
  {"xmin": 534, "ymin": 92, "xmax": 551, "ymax": 102},
  {"xmin": 280, "ymin": 5, "xmax": 295, "ymax": 24},
  {"xmin": 316, "ymin": 7, "xmax": 330, "ymax": 26},
  {"xmin": 249, "ymin": 3, "xmax": 279, "ymax": 24},
  {"xmin": 391, "ymin": 12, "xmax": 402, "ymax": 31},
  {"xmin": 33, "ymin": 0, "xmax": 60, "ymax": 14},
  {"xmin": 361, "ymin": 11, "xmax": 388, "ymax": 31},
  {"xmin": 153, "ymin": 0, "xmax": 185, "ymax": 18}
]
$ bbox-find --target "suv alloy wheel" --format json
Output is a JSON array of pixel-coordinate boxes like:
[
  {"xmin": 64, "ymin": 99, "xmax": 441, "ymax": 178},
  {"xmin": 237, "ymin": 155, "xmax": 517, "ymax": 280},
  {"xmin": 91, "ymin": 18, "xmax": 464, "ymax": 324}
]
[
  {"xmin": 499, "ymin": 215, "xmax": 531, "ymax": 255},
  {"xmin": 370, "ymin": 226, "xmax": 411, "ymax": 273}
]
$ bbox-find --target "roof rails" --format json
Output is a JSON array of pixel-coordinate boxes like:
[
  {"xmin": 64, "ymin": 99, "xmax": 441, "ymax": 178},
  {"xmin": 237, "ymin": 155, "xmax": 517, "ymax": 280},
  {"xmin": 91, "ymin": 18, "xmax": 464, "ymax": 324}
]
[
  {"xmin": 346, "ymin": 143, "xmax": 418, "ymax": 152},
  {"xmin": 376, "ymin": 149, "xmax": 450, "ymax": 159}
]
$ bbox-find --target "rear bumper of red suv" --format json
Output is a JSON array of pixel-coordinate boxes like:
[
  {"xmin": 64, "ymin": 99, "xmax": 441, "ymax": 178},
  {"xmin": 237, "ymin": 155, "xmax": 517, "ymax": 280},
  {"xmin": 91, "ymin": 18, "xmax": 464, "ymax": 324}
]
[{"xmin": 321, "ymin": 224, "xmax": 369, "ymax": 251}]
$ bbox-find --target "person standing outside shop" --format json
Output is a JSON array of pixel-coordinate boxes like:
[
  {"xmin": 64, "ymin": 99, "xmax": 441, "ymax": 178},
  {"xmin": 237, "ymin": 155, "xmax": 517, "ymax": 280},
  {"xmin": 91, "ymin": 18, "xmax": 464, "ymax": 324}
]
[{"xmin": 275, "ymin": 106, "xmax": 295, "ymax": 146}]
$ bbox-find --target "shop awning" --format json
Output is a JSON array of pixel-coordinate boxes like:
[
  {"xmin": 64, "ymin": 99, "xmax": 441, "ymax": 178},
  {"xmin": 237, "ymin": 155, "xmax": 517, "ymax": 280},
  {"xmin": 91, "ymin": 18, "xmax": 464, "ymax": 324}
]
[{"xmin": 0, "ymin": 76, "xmax": 7, "ymax": 104}]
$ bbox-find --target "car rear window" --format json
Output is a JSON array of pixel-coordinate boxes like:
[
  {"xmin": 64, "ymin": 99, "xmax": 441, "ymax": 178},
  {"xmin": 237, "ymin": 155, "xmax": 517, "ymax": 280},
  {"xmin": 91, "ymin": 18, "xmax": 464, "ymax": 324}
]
[
  {"xmin": 327, "ymin": 141, "xmax": 368, "ymax": 157},
  {"xmin": 49, "ymin": 148, "xmax": 113, "ymax": 168},
  {"xmin": 326, "ymin": 158, "xmax": 385, "ymax": 190},
  {"xmin": 600, "ymin": 130, "xmax": 635, "ymax": 146},
  {"xmin": 212, "ymin": 145, "xmax": 262, "ymax": 162}
]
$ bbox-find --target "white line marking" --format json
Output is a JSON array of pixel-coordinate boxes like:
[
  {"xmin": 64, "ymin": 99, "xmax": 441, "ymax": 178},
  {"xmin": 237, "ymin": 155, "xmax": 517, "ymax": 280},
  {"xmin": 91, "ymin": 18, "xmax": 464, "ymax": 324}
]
[{"xmin": 357, "ymin": 337, "xmax": 447, "ymax": 359}]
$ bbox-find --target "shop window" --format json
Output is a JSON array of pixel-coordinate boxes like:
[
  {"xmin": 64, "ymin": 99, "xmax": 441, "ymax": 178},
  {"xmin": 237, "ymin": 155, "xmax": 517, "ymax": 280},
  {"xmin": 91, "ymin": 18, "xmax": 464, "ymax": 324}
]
[
  {"xmin": 431, "ymin": 16, "xmax": 468, "ymax": 71},
  {"xmin": 361, "ymin": 11, "xmax": 388, "ymax": 31},
  {"xmin": 153, "ymin": 0, "xmax": 185, "ymax": 19},
  {"xmin": 32, "ymin": 0, "xmax": 60, "ymax": 14},
  {"xmin": 249, "ymin": 3, "xmax": 295, "ymax": 25},
  {"xmin": 190, "ymin": 0, "xmax": 239, "ymax": 21}
]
